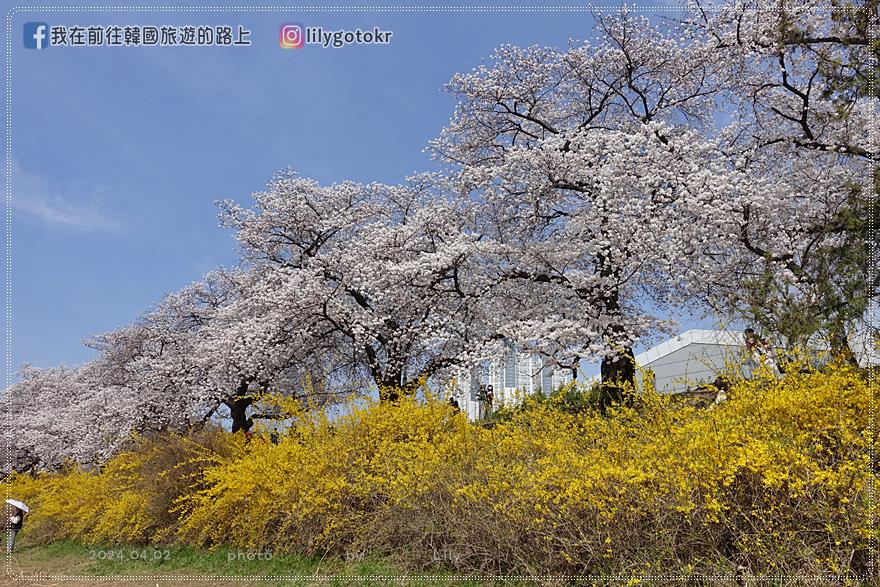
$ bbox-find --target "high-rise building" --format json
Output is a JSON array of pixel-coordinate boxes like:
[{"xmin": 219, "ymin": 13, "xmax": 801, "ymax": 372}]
[{"xmin": 451, "ymin": 345, "xmax": 574, "ymax": 420}]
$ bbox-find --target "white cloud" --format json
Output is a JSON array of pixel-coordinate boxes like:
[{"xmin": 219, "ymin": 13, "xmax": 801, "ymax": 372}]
[{"xmin": 11, "ymin": 161, "xmax": 123, "ymax": 234}]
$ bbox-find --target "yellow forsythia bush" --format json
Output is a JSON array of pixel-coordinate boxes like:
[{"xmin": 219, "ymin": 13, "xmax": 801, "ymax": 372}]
[
  {"xmin": 3, "ymin": 427, "xmax": 237, "ymax": 545},
  {"xmin": 174, "ymin": 397, "xmax": 473, "ymax": 554},
  {"xmin": 455, "ymin": 364, "xmax": 875, "ymax": 576},
  {"xmin": 3, "ymin": 363, "xmax": 875, "ymax": 578}
]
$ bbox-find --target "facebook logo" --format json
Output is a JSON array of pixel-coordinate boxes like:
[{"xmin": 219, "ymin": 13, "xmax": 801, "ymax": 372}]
[{"xmin": 23, "ymin": 22, "xmax": 50, "ymax": 49}]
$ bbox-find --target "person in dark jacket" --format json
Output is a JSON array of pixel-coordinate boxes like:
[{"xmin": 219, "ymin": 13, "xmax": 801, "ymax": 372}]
[{"xmin": 7, "ymin": 506, "xmax": 24, "ymax": 554}]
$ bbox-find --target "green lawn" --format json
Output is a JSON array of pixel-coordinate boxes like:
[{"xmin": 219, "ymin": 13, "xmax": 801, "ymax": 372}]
[{"xmin": 9, "ymin": 540, "xmax": 491, "ymax": 586}]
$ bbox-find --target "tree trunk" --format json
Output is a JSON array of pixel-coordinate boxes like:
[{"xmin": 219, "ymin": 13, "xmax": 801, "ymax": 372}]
[
  {"xmin": 366, "ymin": 344, "xmax": 404, "ymax": 403},
  {"xmin": 377, "ymin": 371, "xmax": 403, "ymax": 403},
  {"xmin": 378, "ymin": 385, "xmax": 400, "ymax": 403},
  {"xmin": 600, "ymin": 346, "xmax": 635, "ymax": 410},
  {"xmin": 829, "ymin": 324, "xmax": 859, "ymax": 367},
  {"xmin": 597, "ymin": 276, "xmax": 636, "ymax": 409},
  {"xmin": 227, "ymin": 381, "xmax": 253, "ymax": 433}
]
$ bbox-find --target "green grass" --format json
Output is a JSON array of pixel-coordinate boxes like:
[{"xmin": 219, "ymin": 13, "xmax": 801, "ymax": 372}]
[{"xmin": 10, "ymin": 540, "xmax": 492, "ymax": 586}]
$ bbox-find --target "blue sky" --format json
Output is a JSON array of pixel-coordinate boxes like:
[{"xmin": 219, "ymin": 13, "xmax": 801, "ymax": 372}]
[{"xmin": 6, "ymin": 3, "xmax": 703, "ymax": 376}]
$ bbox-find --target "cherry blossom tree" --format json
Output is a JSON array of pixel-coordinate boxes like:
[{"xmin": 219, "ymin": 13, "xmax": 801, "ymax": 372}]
[
  {"xmin": 3, "ymin": 272, "xmax": 244, "ymax": 472},
  {"xmin": 85, "ymin": 270, "xmax": 242, "ymax": 429},
  {"xmin": 90, "ymin": 268, "xmax": 346, "ymax": 433},
  {"xmin": 2, "ymin": 362, "xmax": 153, "ymax": 472},
  {"xmin": 432, "ymin": 11, "xmax": 740, "ymax": 403},
  {"xmin": 434, "ymin": 2, "xmax": 875, "ymax": 396},
  {"xmin": 682, "ymin": 0, "xmax": 878, "ymax": 357},
  {"xmin": 6, "ymin": 0, "xmax": 874, "ymax": 472},
  {"xmin": 214, "ymin": 170, "xmax": 495, "ymax": 402}
]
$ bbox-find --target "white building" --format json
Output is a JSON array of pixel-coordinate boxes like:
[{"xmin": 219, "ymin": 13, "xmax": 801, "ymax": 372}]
[
  {"xmin": 635, "ymin": 327, "xmax": 878, "ymax": 393},
  {"xmin": 451, "ymin": 345, "xmax": 574, "ymax": 420},
  {"xmin": 453, "ymin": 327, "xmax": 877, "ymax": 414},
  {"xmin": 633, "ymin": 329, "xmax": 749, "ymax": 393}
]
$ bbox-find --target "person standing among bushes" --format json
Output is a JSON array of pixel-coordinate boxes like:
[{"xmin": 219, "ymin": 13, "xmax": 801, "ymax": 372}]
[
  {"xmin": 744, "ymin": 328, "xmax": 783, "ymax": 375},
  {"xmin": 6, "ymin": 506, "xmax": 25, "ymax": 554}
]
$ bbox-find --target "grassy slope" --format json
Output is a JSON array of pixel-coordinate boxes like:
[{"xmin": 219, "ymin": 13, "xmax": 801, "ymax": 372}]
[
  {"xmin": 7, "ymin": 541, "xmax": 872, "ymax": 587},
  {"xmin": 8, "ymin": 540, "xmax": 487, "ymax": 586}
]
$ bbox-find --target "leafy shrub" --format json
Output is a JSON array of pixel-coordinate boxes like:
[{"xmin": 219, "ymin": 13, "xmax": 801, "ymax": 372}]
[
  {"xmin": 486, "ymin": 382, "xmax": 604, "ymax": 425},
  {"xmin": 4, "ymin": 364, "xmax": 874, "ymax": 579},
  {"xmin": 174, "ymin": 397, "xmax": 472, "ymax": 557},
  {"xmin": 4, "ymin": 426, "xmax": 235, "ymax": 545},
  {"xmin": 453, "ymin": 363, "xmax": 874, "ymax": 577}
]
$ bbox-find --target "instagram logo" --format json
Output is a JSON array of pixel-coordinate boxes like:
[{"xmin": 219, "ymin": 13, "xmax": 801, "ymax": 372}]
[{"xmin": 279, "ymin": 23, "xmax": 304, "ymax": 48}]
